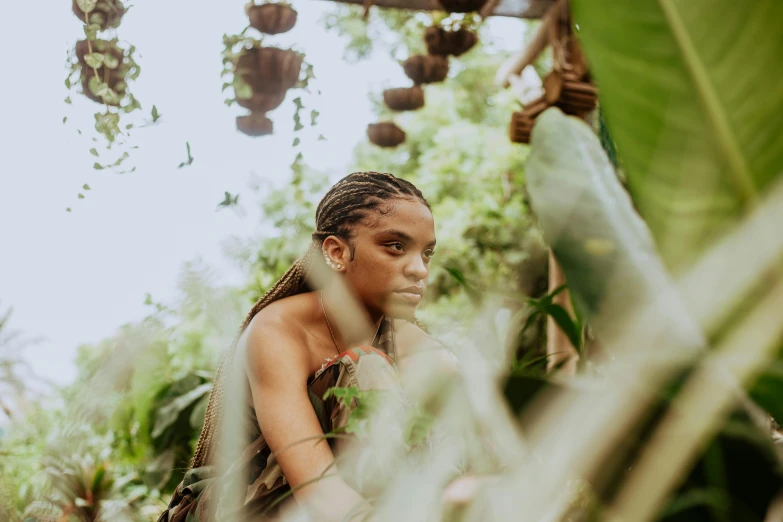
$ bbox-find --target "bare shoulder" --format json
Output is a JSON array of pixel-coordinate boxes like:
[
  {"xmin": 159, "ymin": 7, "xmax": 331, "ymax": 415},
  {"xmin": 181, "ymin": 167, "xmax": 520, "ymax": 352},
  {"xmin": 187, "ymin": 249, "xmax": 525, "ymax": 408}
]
[
  {"xmin": 394, "ymin": 319, "xmax": 459, "ymax": 375},
  {"xmin": 241, "ymin": 296, "xmax": 311, "ymax": 385},
  {"xmin": 394, "ymin": 319, "xmax": 438, "ymax": 352}
]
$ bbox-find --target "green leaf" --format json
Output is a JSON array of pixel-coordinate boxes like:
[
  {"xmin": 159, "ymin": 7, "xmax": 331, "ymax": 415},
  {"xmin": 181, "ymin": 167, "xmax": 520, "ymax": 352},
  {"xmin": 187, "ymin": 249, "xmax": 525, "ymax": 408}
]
[
  {"xmin": 64, "ymin": 96, "xmax": 72, "ymax": 104},
  {"xmin": 151, "ymin": 105, "xmax": 160, "ymax": 122},
  {"xmin": 66, "ymin": 208, "xmax": 72, "ymax": 212},
  {"xmin": 318, "ymin": 134, "xmax": 327, "ymax": 141},
  {"xmin": 89, "ymin": 148, "xmax": 99, "ymax": 157},
  {"xmin": 292, "ymin": 137, "xmax": 300, "ymax": 147},
  {"xmin": 84, "ymin": 52, "xmax": 104, "ymax": 69},
  {"xmin": 234, "ymin": 80, "xmax": 252, "ymax": 100},
  {"xmin": 76, "ymin": 0, "xmax": 97, "ymax": 13},
  {"xmin": 310, "ymin": 109, "xmax": 320, "ymax": 126},
  {"xmin": 93, "ymin": 162, "xmax": 104, "ymax": 170},
  {"xmin": 103, "ymin": 52, "xmax": 120, "ymax": 69},
  {"xmin": 571, "ymin": 0, "xmax": 783, "ymax": 273},
  {"xmin": 152, "ymin": 383, "xmax": 212, "ymax": 439},
  {"xmin": 65, "ymin": 77, "xmax": 72, "ymax": 89},
  {"xmin": 444, "ymin": 267, "xmax": 482, "ymax": 306},
  {"xmin": 62, "ymin": 116, "xmax": 68, "ymax": 124},
  {"xmin": 293, "ymin": 97, "xmax": 304, "ymax": 110},
  {"xmin": 526, "ymin": 109, "xmax": 674, "ymax": 336},
  {"xmin": 83, "ymin": 184, "xmax": 91, "ymax": 190},
  {"xmin": 83, "ymin": 23, "xmax": 100, "ymax": 40},
  {"xmin": 78, "ymin": 193, "xmax": 85, "ymax": 199}
]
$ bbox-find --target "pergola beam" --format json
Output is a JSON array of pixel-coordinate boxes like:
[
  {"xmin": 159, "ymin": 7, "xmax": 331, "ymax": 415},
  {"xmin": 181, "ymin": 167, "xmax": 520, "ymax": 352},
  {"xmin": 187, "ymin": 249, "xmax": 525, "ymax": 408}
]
[{"xmin": 311, "ymin": 0, "xmax": 555, "ymax": 19}]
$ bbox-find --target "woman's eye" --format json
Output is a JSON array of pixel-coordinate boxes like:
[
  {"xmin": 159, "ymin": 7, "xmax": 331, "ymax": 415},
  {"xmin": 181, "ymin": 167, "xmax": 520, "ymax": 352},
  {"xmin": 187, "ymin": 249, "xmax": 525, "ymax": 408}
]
[
  {"xmin": 424, "ymin": 249, "xmax": 435, "ymax": 259},
  {"xmin": 388, "ymin": 242, "xmax": 404, "ymax": 251}
]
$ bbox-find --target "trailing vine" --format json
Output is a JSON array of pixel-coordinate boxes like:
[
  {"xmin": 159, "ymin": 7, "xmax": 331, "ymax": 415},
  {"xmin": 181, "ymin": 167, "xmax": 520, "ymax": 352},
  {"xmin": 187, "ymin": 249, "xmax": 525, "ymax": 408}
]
[{"xmin": 63, "ymin": 0, "xmax": 154, "ymax": 211}]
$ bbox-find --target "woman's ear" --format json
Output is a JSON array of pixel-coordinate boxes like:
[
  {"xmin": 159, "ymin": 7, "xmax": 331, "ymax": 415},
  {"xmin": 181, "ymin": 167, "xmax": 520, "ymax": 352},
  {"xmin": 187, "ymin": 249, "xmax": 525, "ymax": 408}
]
[{"xmin": 322, "ymin": 236, "xmax": 349, "ymax": 271}]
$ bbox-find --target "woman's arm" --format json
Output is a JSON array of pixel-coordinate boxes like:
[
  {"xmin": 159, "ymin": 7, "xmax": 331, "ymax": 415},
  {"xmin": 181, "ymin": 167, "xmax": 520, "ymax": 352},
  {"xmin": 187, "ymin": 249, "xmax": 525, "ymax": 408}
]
[{"xmin": 243, "ymin": 317, "xmax": 367, "ymax": 521}]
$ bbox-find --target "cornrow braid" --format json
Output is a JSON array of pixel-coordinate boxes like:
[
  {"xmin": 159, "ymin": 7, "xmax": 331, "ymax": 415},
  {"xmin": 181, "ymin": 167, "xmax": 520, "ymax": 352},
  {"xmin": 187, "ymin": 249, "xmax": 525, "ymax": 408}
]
[{"xmin": 189, "ymin": 171, "xmax": 429, "ymax": 470}]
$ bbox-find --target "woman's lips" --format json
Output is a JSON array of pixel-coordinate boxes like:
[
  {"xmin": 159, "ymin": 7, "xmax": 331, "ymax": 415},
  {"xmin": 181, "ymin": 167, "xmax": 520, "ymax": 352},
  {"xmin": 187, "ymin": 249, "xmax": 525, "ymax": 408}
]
[{"xmin": 394, "ymin": 291, "xmax": 422, "ymax": 304}]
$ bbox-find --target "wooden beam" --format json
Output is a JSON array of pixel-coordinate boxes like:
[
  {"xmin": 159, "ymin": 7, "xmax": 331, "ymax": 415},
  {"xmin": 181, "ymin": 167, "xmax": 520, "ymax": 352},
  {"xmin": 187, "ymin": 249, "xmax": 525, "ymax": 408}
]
[{"xmin": 311, "ymin": 0, "xmax": 556, "ymax": 19}]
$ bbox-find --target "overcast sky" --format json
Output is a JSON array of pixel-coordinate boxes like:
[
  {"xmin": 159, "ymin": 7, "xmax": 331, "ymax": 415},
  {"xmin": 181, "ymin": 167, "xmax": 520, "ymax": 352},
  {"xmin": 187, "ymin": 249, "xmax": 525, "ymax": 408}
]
[{"xmin": 0, "ymin": 1, "xmax": 525, "ymax": 388}]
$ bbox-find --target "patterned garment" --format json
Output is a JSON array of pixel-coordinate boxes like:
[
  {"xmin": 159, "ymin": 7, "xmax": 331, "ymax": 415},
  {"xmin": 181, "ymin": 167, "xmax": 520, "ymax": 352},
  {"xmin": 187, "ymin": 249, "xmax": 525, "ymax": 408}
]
[{"xmin": 158, "ymin": 318, "xmax": 400, "ymax": 522}]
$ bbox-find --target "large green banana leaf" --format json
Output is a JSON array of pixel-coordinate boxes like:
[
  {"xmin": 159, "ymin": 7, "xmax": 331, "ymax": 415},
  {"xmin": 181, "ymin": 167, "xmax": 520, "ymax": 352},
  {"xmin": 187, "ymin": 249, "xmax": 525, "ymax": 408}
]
[{"xmin": 571, "ymin": 0, "xmax": 783, "ymax": 274}]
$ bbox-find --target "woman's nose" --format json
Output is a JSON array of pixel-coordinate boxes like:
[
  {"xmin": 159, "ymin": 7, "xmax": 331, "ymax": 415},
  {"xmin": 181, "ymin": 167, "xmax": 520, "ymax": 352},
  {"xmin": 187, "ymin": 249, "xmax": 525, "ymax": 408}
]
[{"xmin": 405, "ymin": 254, "xmax": 428, "ymax": 280}]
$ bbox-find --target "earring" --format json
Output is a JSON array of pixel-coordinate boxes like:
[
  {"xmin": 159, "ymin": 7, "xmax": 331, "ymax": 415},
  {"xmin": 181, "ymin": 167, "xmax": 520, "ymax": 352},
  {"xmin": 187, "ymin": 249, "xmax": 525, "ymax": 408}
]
[
  {"xmin": 323, "ymin": 251, "xmax": 338, "ymax": 270},
  {"xmin": 336, "ymin": 264, "xmax": 343, "ymax": 270}
]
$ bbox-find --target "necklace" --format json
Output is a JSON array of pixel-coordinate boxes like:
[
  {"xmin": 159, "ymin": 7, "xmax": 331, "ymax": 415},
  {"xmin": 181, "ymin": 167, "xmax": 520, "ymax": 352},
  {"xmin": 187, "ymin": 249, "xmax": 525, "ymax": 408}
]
[{"xmin": 320, "ymin": 290, "xmax": 383, "ymax": 356}]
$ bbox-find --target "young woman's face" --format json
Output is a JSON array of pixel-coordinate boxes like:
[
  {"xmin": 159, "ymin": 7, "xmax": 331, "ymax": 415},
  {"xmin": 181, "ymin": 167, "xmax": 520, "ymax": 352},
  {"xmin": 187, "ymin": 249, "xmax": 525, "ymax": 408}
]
[{"xmin": 344, "ymin": 198, "xmax": 436, "ymax": 320}]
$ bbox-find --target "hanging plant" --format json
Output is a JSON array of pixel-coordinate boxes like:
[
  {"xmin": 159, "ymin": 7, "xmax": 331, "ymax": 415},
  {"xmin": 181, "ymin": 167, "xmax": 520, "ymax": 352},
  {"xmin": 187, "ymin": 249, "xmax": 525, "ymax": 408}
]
[
  {"xmin": 225, "ymin": 41, "xmax": 305, "ymax": 136},
  {"xmin": 246, "ymin": 2, "xmax": 298, "ymax": 35},
  {"xmin": 367, "ymin": 122, "xmax": 406, "ymax": 148},
  {"xmin": 72, "ymin": 0, "xmax": 127, "ymax": 31},
  {"xmin": 544, "ymin": 70, "xmax": 597, "ymax": 118},
  {"xmin": 509, "ymin": 96, "xmax": 548, "ymax": 144},
  {"xmin": 63, "ymin": 0, "xmax": 147, "ymax": 206},
  {"xmin": 402, "ymin": 55, "xmax": 449, "ymax": 85},
  {"xmin": 424, "ymin": 25, "xmax": 477, "ymax": 57},
  {"xmin": 74, "ymin": 39, "xmax": 132, "ymax": 106},
  {"xmin": 437, "ymin": 0, "xmax": 488, "ymax": 14},
  {"xmin": 235, "ymin": 45, "xmax": 303, "ymax": 95},
  {"xmin": 382, "ymin": 86, "xmax": 424, "ymax": 112}
]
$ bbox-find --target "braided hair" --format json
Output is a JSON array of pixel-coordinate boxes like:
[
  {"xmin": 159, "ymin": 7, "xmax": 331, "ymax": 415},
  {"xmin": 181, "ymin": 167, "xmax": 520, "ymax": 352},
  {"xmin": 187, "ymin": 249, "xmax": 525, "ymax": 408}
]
[{"xmin": 189, "ymin": 171, "xmax": 429, "ymax": 469}]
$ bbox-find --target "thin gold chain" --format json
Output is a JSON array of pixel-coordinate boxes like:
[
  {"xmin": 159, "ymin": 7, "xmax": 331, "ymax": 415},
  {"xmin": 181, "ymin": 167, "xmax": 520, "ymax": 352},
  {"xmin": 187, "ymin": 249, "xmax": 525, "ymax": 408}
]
[{"xmin": 320, "ymin": 290, "xmax": 382, "ymax": 356}]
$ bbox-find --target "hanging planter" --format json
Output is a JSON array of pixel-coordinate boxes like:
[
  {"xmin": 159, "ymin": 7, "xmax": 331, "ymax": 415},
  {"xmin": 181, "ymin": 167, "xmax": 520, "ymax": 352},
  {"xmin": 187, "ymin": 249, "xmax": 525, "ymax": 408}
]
[
  {"xmin": 235, "ymin": 89, "xmax": 287, "ymax": 112},
  {"xmin": 235, "ymin": 46, "xmax": 303, "ymax": 94},
  {"xmin": 437, "ymin": 0, "xmax": 488, "ymax": 13},
  {"xmin": 75, "ymin": 39, "xmax": 131, "ymax": 106},
  {"xmin": 424, "ymin": 26, "xmax": 477, "ymax": 57},
  {"xmin": 237, "ymin": 112, "xmax": 274, "ymax": 136},
  {"xmin": 402, "ymin": 55, "xmax": 449, "ymax": 85},
  {"xmin": 367, "ymin": 122, "xmax": 405, "ymax": 148},
  {"xmin": 543, "ymin": 71, "xmax": 597, "ymax": 118},
  {"xmin": 509, "ymin": 95, "xmax": 548, "ymax": 144},
  {"xmin": 383, "ymin": 86, "xmax": 424, "ymax": 112},
  {"xmin": 247, "ymin": 3, "xmax": 298, "ymax": 35},
  {"xmin": 72, "ymin": 0, "xmax": 127, "ymax": 30}
]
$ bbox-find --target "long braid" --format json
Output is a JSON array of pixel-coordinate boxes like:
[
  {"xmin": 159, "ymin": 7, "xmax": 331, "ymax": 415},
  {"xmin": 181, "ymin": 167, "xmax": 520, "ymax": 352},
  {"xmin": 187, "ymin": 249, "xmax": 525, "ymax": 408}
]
[{"xmin": 189, "ymin": 171, "xmax": 429, "ymax": 469}]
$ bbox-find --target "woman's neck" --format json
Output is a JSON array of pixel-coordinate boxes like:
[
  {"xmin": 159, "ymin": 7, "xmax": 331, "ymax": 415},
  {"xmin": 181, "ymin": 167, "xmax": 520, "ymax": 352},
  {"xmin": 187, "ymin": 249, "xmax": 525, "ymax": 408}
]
[{"xmin": 319, "ymin": 286, "xmax": 382, "ymax": 350}]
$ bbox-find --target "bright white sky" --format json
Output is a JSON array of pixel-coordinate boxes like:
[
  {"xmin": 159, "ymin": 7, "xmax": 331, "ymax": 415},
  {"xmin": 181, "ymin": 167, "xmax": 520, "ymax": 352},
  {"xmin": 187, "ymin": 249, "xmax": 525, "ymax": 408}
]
[{"xmin": 0, "ymin": 1, "xmax": 525, "ymax": 388}]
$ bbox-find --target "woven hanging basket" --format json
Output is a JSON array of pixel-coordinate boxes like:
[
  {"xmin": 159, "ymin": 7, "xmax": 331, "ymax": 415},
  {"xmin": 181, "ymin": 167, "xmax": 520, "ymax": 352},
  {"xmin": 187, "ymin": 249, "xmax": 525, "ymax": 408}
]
[
  {"xmin": 235, "ymin": 47, "xmax": 303, "ymax": 95},
  {"xmin": 76, "ymin": 40, "xmax": 128, "ymax": 106},
  {"xmin": 237, "ymin": 112, "xmax": 274, "ymax": 137},
  {"xmin": 72, "ymin": 0, "xmax": 127, "ymax": 30},
  {"xmin": 437, "ymin": 0, "xmax": 488, "ymax": 13},
  {"xmin": 367, "ymin": 122, "xmax": 406, "ymax": 148},
  {"xmin": 424, "ymin": 26, "xmax": 478, "ymax": 57},
  {"xmin": 544, "ymin": 71, "xmax": 598, "ymax": 118},
  {"xmin": 509, "ymin": 95, "xmax": 549, "ymax": 144},
  {"xmin": 402, "ymin": 55, "xmax": 449, "ymax": 85},
  {"xmin": 247, "ymin": 4, "xmax": 298, "ymax": 35},
  {"xmin": 383, "ymin": 86, "xmax": 425, "ymax": 111}
]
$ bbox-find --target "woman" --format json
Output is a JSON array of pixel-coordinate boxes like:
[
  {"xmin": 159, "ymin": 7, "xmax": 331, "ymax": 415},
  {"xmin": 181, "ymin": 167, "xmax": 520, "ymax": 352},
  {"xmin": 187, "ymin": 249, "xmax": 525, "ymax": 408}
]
[{"xmin": 159, "ymin": 171, "xmax": 441, "ymax": 522}]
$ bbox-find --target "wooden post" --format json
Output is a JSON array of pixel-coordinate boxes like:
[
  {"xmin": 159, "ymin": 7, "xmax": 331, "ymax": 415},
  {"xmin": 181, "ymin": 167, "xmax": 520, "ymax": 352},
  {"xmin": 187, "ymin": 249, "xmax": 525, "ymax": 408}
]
[
  {"xmin": 546, "ymin": 249, "xmax": 579, "ymax": 376},
  {"xmin": 308, "ymin": 0, "xmax": 555, "ymax": 18}
]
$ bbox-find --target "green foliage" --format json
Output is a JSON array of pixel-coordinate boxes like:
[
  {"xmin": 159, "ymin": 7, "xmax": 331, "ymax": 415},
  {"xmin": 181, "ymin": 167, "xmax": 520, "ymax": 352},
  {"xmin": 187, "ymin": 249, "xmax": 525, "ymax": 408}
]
[
  {"xmin": 571, "ymin": 0, "xmax": 783, "ymax": 274},
  {"xmin": 177, "ymin": 141, "xmax": 194, "ymax": 169}
]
